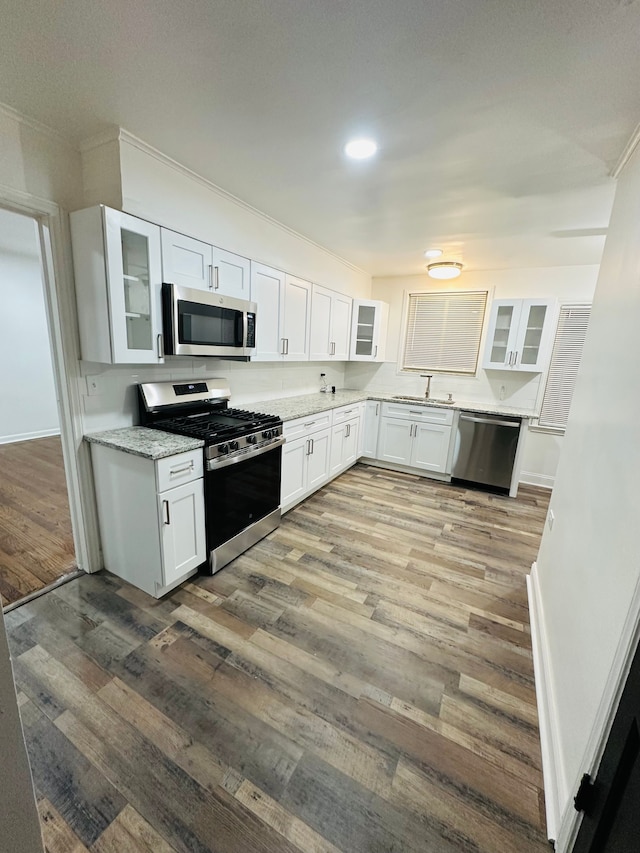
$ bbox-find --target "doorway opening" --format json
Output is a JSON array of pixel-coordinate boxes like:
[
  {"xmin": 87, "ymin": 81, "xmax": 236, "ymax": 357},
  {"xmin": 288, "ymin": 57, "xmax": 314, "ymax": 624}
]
[{"xmin": 0, "ymin": 207, "xmax": 77, "ymax": 608}]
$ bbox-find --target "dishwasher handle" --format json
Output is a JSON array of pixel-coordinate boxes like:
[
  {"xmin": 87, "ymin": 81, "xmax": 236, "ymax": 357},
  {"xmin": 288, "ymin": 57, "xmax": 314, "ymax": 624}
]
[{"xmin": 459, "ymin": 414, "xmax": 521, "ymax": 428}]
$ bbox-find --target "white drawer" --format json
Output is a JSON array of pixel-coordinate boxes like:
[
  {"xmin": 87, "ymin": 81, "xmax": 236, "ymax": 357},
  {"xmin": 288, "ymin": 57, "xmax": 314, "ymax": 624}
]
[
  {"xmin": 284, "ymin": 411, "xmax": 332, "ymax": 440},
  {"xmin": 381, "ymin": 401, "xmax": 454, "ymax": 425},
  {"xmin": 155, "ymin": 448, "xmax": 203, "ymax": 493},
  {"xmin": 332, "ymin": 404, "xmax": 361, "ymax": 425}
]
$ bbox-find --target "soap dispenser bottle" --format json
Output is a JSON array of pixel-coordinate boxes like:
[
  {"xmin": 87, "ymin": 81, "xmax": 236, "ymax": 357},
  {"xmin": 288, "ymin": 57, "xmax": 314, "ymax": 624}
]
[{"xmin": 320, "ymin": 373, "xmax": 328, "ymax": 393}]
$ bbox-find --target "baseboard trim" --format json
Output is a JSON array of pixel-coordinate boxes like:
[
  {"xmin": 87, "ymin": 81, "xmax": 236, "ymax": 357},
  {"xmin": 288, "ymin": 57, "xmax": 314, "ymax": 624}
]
[
  {"xmin": 527, "ymin": 562, "xmax": 565, "ymax": 843},
  {"xmin": 0, "ymin": 428, "xmax": 61, "ymax": 446},
  {"xmin": 520, "ymin": 471, "xmax": 554, "ymax": 490}
]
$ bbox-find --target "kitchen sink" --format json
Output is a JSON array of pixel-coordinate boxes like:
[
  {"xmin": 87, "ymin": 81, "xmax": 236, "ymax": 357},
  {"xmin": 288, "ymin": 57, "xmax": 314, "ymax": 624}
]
[{"xmin": 393, "ymin": 395, "xmax": 455, "ymax": 404}]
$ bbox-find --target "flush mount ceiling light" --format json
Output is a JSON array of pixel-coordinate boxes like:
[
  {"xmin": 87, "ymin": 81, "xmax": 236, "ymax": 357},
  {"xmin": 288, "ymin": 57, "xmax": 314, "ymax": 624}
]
[
  {"xmin": 344, "ymin": 138, "xmax": 378, "ymax": 159},
  {"xmin": 424, "ymin": 248, "xmax": 443, "ymax": 259},
  {"xmin": 427, "ymin": 261, "xmax": 463, "ymax": 280}
]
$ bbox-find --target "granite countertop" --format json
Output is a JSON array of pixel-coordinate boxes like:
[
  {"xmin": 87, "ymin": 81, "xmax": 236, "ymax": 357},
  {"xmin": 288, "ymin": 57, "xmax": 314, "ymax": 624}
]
[
  {"xmin": 252, "ymin": 391, "xmax": 535, "ymax": 421},
  {"xmin": 84, "ymin": 427, "xmax": 204, "ymax": 460},
  {"xmin": 83, "ymin": 393, "xmax": 536, "ymax": 457}
]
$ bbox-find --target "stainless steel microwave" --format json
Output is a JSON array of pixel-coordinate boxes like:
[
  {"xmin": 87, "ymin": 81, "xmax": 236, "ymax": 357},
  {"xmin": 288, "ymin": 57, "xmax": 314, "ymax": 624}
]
[{"xmin": 162, "ymin": 283, "xmax": 256, "ymax": 360}]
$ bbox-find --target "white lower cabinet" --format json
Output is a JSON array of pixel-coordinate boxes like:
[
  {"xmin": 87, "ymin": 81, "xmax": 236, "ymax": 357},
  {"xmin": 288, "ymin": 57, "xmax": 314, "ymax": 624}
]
[
  {"xmin": 378, "ymin": 402, "xmax": 454, "ymax": 474},
  {"xmin": 281, "ymin": 424, "xmax": 331, "ymax": 511},
  {"xmin": 361, "ymin": 400, "xmax": 381, "ymax": 458},
  {"xmin": 330, "ymin": 416, "xmax": 359, "ymax": 476},
  {"xmin": 90, "ymin": 445, "xmax": 206, "ymax": 597}
]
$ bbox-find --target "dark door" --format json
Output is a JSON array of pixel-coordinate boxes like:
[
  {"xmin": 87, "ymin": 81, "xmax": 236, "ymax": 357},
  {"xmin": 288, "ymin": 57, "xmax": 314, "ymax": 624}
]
[{"xmin": 572, "ymin": 635, "xmax": 640, "ymax": 852}]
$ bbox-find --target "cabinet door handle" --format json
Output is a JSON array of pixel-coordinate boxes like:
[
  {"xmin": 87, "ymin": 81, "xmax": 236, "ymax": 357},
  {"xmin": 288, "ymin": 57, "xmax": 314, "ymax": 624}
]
[
  {"xmin": 306, "ymin": 439, "xmax": 311, "ymax": 455},
  {"xmin": 284, "ymin": 338, "xmax": 289, "ymax": 355},
  {"xmin": 163, "ymin": 499, "xmax": 170, "ymax": 525},
  {"xmin": 208, "ymin": 264, "xmax": 214, "ymax": 290},
  {"xmin": 170, "ymin": 462, "xmax": 194, "ymax": 476},
  {"xmin": 514, "ymin": 350, "xmax": 519, "ymax": 366},
  {"xmin": 214, "ymin": 266, "xmax": 220, "ymax": 290},
  {"xmin": 346, "ymin": 424, "xmax": 350, "ymax": 438},
  {"xmin": 507, "ymin": 350, "xmax": 513, "ymax": 366},
  {"xmin": 157, "ymin": 334, "xmax": 164, "ymax": 358},
  {"xmin": 281, "ymin": 338, "xmax": 286, "ymax": 355},
  {"xmin": 375, "ymin": 403, "xmax": 379, "ymax": 416},
  {"xmin": 409, "ymin": 424, "xmax": 414, "ymax": 438},
  {"xmin": 374, "ymin": 345, "xmax": 377, "ymax": 358},
  {"xmin": 309, "ymin": 437, "xmax": 314, "ymax": 454}
]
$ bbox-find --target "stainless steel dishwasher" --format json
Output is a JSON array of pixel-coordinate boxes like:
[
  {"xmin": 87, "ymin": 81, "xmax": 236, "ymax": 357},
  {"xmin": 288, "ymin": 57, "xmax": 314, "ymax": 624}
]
[{"xmin": 451, "ymin": 411, "xmax": 522, "ymax": 491}]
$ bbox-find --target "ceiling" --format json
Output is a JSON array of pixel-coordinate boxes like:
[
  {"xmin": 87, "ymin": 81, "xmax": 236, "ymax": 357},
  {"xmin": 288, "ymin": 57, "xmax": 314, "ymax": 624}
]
[{"xmin": 1, "ymin": 0, "xmax": 639, "ymax": 277}]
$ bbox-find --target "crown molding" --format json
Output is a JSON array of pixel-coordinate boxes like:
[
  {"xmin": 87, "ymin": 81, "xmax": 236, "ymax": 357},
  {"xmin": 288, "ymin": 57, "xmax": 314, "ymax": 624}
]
[
  {"xmin": 611, "ymin": 121, "xmax": 640, "ymax": 179},
  {"xmin": 113, "ymin": 127, "xmax": 369, "ymax": 277},
  {"xmin": 0, "ymin": 101, "xmax": 77, "ymax": 150}
]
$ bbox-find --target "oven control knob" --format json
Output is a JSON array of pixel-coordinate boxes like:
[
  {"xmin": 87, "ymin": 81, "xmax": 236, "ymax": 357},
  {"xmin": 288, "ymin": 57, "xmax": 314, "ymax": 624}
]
[
  {"xmin": 246, "ymin": 434, "xmax": 257, "ymax": 445},
  {"xmin": 218, "ymin": 443, "xmax": 229, "ymax": 454},
  {"xmin": 263, "ymin": 429, "xmax": 273, "ymax": 439},
  {"xmin": 229, "ymin": 440, "xmax": 239, "ymax": 451},
  {"xmin": 272, "ymin": 427, "xmax": 280, "ymax": 437}
]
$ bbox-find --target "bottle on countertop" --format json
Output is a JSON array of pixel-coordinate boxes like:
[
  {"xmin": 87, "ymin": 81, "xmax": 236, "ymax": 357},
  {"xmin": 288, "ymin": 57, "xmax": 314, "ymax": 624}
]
[{"xmin": 320, "ymin": 373, "xmax": 328, "ymax": 393}]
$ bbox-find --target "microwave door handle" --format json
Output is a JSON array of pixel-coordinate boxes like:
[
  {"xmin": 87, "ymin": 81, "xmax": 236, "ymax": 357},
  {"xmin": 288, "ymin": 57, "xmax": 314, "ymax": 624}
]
[{"xmin": 242, "ymin": 309, "xmax": 248, "ymax": 348}]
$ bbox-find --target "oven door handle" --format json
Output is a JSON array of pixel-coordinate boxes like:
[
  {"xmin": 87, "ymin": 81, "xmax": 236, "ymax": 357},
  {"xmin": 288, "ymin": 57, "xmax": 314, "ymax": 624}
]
[{"xmin": 206, "ymin": 436, "xmax": 285, "ymax": 471}]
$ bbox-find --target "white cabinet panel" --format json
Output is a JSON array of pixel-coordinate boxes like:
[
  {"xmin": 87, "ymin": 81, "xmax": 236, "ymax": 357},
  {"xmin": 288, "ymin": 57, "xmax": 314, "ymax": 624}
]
[
  {"xmin": 310, "ymin": 284, "xmax": 352, "ymax": 360},
  {"xmin": 252, "ymin": 262, "xmax": 286, "ymax": 361},
  {"xmin": 411, "ymin": 423, "xmax": 451, "ymax": 473},
  {"xmin": 350, "ymin": 300, "xmax": 389, "ymax": 362},
  {"xmin": 281, "ymin": 436, "xmax": 308, "ymax": 508},
  {"xmin": 362, "ymin": 400, "xmax": 381, "ymax": 458},
  {"xmin": 71, "ymin": 206, "xmax": 163, "ymax": 364},
  {"xmin": 161, "ymin": 228, "xmax": 212, "ymax": 291},
  {"xmin": 378, "ymin": 402, "xmax": 454, "ymax": 474},
  {"xmin": 213, "ymin": 247, "xmax": 251, "ymax": 300},
  {"xmin": 90, "ymin": 444, "xmax": 205, "ymax": 598},
  {"xmin": 159, "ymin": 478, "xmax": 206, "ymax": 586},
  {"xmin": 283, "ymin": 275, "xmax": 312, "ymax": 361},
  {"xmin": 307, "ymin": 429, "xmax": 331, "ymax": 490},
  {"xmin": 483, "ymin": 298, "xmax": 555, "ymax": 372},
  {"xmin": 378, "ymin": 417, "xmax": 413, "ymax": 465}
]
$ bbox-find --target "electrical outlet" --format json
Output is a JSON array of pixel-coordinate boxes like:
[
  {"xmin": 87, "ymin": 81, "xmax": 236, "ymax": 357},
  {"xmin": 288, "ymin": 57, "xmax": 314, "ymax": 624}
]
[
  {"xmin": 86, "ymin": 374, "xmax": 102, "ymax": 396},
  {"xmin": 547, "ymin": 509, "xmax": 555, "ymax": 530}
]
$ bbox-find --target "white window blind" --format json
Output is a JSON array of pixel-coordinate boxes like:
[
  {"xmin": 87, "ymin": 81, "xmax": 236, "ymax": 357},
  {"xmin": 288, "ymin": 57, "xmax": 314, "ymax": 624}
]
[
  {"xmin": 402, "ymin": 290, "xmax": 488, "ymax": 374},
  {"xmin": 538, "ymin": 304, "xmax": 591, "ymax": 430}
]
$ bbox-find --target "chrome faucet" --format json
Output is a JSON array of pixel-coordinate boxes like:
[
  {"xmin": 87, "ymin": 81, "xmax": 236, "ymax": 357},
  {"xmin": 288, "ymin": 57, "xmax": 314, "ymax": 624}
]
[{"xmin": 420, "ymin": 374, "xmax": 432, "ymax": 400}]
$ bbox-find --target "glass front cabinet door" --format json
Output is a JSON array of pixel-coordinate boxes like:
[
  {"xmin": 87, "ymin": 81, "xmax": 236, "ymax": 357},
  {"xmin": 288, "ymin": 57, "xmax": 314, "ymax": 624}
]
[
  {"xmin": 483, "ymin": 298, "xmax": 555, "ymax": 372},
  {"xmin": 349, "ymin": 299, "xmax": 389, "ymax": 361},
  {"xmin": 70, "ymin": 206, "xmax": 164, "ymax": 364}
]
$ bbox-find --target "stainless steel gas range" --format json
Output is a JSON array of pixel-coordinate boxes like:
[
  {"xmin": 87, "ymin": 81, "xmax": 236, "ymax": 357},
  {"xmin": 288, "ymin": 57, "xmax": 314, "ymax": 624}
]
[{"xmin": 138, "ymin": 379, "xmax": 283, "ymax": 574}]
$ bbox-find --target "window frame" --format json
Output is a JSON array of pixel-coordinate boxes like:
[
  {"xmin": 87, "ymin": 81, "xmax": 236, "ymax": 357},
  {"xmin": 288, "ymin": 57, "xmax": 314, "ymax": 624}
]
[
  {"xmin": 534, "ymin": 302, "xmax": 592, "ymax": 433},
  {"xmin": 398, "ymin": 288, "xmax": 489, "ymax": 376}
]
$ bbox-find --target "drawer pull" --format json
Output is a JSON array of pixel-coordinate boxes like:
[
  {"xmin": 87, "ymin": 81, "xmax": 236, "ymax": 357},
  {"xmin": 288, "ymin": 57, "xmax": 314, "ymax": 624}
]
[
  {"xmin": 304, "ymin": 421, "xmax": 316, "ymax": 427},
  {"xmin": 169, "ymin": 462, "xmax": 194, "ymax": 476}
]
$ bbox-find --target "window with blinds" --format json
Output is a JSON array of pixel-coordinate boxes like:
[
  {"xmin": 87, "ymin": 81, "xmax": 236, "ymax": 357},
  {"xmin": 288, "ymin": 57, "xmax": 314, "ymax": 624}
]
[
  {"xmin": 402, "ymin": 290, "xmax": 488, "ymax": 374},
  {"xmin": 538, "ymin": 304, "xmax": 591, "ymax": 430}
]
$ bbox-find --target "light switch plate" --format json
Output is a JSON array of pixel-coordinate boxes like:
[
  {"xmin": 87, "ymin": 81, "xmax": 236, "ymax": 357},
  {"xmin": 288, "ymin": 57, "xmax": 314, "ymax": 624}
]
[{"xmin": 86, "ymin": 374, "xmax": 102, "ymax": 396}]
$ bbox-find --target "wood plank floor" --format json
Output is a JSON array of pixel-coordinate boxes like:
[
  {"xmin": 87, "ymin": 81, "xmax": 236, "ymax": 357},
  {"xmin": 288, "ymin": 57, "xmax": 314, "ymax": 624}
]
[
  {"xmin": 0, "ymin": 435, "xmax": 76, "ymax": 607},
  {"xmin": 6, "ymin": 463, "xmax": 551, "ymax": 853}
]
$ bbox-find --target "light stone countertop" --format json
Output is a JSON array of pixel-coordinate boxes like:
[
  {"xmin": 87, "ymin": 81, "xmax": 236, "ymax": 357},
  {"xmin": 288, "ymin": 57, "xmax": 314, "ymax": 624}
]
[
  {"xmin": 251, "ymin": 390, "xmax": 535, "ymax": 421},
  {"xmin": 83, "ymin": 393, "xmax": 535, "ymax": 457},
  {"xmin": 84, "ymin": 427, "xmax": 204, "ymax": 460}
]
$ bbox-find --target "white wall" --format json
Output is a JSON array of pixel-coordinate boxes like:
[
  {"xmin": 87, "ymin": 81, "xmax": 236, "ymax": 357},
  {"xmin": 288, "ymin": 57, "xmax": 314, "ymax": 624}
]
[
  {"xmin": 82, "ymin": 130, "xmax": 372, "ymax": 299},
  {"xmin": 344, "ymin": 265, "xmax": 599, "ymax": 486},
  {"xmin": 0, "ymin": 209, "xmax": 59, "ymax": 443},
  {"xmin": 0, "ymin": 102, "xmax": 84, "ymax": 853},
  {"xmin": 533, "ymin": 140, "xmax": 640, "ymax": 847}
]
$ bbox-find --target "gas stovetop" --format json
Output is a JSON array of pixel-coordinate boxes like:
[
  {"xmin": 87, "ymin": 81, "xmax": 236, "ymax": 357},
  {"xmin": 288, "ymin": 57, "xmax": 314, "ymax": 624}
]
[{"xmin": 138, "ymin": 378, "xmax": 283, "ymax": 464}]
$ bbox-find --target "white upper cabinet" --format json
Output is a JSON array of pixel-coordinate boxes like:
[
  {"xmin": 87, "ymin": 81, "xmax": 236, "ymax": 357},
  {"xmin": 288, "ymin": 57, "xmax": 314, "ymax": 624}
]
[
  {"xmin": 483, "ymin": 298, "xmax": 556, "ymax": 372},
  {"xmin": 160, "ymin": 229, "xmax": 212, "ymax": 291},
  {"xmin": 161, "ymin": 228, "xmax": 250, "ymax": 300},
  {"xmin": 251, "ymin": 264, "xmax": 311, "ymax": 361},
  {"xmin": 71, "ymin": 205, "xmax": 164, "ymax": 364},
  {"xmin": 309, "ymin": 284, "xmax": 352, "ymax": 360},
  {"xmin": 350, "ymin": 299, "xmax": 389, "ymax": 361},
  {"xmin": 283, "ymin": 274, "xmax": 313, "ymax": 360},
  {"xmin": 212, "ymin": 247, "xmax": 251, "ymax": 300}
]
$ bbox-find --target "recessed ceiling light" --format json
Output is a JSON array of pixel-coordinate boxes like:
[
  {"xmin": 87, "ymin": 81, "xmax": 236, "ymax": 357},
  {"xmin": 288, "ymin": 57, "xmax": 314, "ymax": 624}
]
[
  {"xmin": 344, "ymin": 138, "xmax": 378, "ymax": 160},
  {"xmin": 424, "ymin": 248, "xmax": 443, "ymax": 259},
  {"xmin": 427, "ymin": 261, "xmax": 463, "ymax": 280}
]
